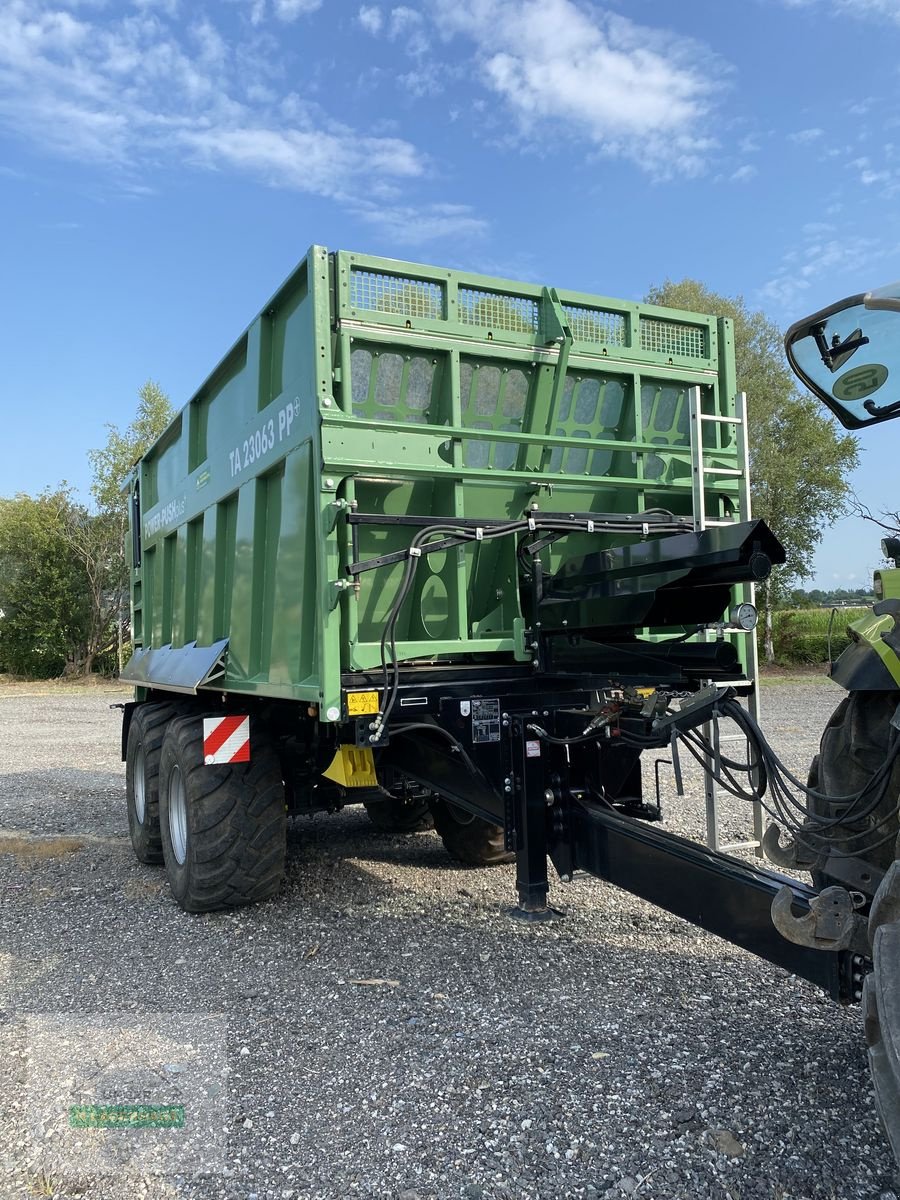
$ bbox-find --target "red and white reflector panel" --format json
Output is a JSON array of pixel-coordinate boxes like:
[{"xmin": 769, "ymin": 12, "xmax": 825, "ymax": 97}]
[{"xmin": 202, "ymin": 715, "xmax": 250, "ymax": 765}]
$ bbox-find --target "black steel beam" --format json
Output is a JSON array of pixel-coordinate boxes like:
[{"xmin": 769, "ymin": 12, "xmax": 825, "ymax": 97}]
[{"xmin": 569, "ymin": 799, "xmax": 854, "ymax": 1002}]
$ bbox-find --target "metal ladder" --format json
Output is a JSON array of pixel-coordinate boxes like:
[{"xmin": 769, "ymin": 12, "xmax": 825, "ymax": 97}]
[{"xmin": 688, "ymin": 386, "xmax": 764, "ymax": 857}]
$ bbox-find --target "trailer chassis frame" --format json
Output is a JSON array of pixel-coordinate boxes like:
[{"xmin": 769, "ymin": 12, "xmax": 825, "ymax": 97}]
[{"xmin": 372, "ymin": 669, "xmax": 868, "ymax": 1005}]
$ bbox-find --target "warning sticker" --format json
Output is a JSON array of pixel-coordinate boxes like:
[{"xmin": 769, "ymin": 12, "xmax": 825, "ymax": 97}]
[
  {"xmin": 471, "ymin": 698, "xmax": 501, "ymax": 744},
  {"xmin": 202, "ymin": 715, "xmax": 250, "ymax": 765},
  {"xmin": 525, "ymin": 740, "xmax": 541, "ymax": 758}
]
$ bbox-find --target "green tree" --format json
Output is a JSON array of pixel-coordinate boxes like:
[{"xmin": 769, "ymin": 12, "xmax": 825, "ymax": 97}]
[
  {"xmin": 82, "ymin": 380, "xmax": 174, "ymax": 672},
  {"xmin": 644, "ymin": 280, "xmax": 859, "ymax": 662},
  {"xmin": 0, "ymin": 384, "xmax": 173, "ymax": 679},
  {"xmin": 0, "ymin": 489, "xmax": 91, "ymax": 677}
]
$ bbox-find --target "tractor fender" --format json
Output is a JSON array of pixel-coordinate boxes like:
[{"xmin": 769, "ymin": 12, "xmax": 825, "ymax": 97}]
[{"xmin": 830, "ymin": 638, "xmax": 900, "ymax": 692}]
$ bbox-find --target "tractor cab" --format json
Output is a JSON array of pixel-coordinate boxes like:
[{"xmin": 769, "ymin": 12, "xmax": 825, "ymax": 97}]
[{"xmin": 786, "ymin": 284, "xmax": 900, "ymax": 429}]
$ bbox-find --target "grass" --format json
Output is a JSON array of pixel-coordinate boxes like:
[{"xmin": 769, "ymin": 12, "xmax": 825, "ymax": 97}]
[
  {"xmin": 0, "ymin": 834, "xmax": 85, "ymax": 860},
  {"xmin": 0, "ymin": 673, "xmax": 130, "ymax": 698}
]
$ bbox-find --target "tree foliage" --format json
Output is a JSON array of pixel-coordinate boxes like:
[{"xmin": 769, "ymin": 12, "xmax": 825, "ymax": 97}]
[
  {"xmin": 644, "ymin": 280, "xmax": 860, "ymax": 660},
  {"xmin": 89, "ymin": 380, "xmax": 173, "ymax": 518},
  {"xmin": 0, "ymin": 490, "xmax": 91, "ymax": 677},
  {"xmin": 0, "ymin": 382, "xmax": 173, "ymax": 677}
]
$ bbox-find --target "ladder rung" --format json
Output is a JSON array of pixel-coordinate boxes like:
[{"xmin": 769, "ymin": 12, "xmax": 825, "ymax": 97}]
[
  {"xmin": 703, "ymin": 466, "xmax": 743, "ymax": 476},
  {"xmin": 701, "ymin": 519, "xmax": 738, "ymax": 526},
  {"xmin": 698, "ymin": 414, "xmax": 742, "ymax": 425},
  {"xmin": 718, "ymin": 840, "xmax": 761, "ymax": 853}
]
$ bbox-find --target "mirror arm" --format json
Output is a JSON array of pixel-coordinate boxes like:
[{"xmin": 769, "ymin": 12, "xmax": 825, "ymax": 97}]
[
  {"xmin": 811, "ymin": 321, "xmax": 870, "ymax": 371},
  {"xmin": 864, "ymin": 397, "xmax": 900, "ymax": 418},
  {"xmin": 811, "ymin": 322, "xmax": 832, "ymax": 368}
]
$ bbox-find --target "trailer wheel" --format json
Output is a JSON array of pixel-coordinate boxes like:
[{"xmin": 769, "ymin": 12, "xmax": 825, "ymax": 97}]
[
  {"xmin": 809, "ymin": 691, "xmax": 900, "ymax": 888},
  {"xmin": 429, "ymin": 797, "xmax": 514, "ymax": 866},
  {"xmin": 363, "ymin": 795, "xmax": 433, "ymax": 833},
  {"xmin": 125, "ymin": 702, "xmax": 185, "ymax": 865},
  {"xmin": 159, "ymin": 715, "xmax": 287, "ymax": 912}
]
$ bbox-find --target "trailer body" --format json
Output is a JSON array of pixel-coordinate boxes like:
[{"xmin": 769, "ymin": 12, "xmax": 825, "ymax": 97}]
[{"xmin": 123, "ymin": 246, "xmax": 753, "ymax": 711}]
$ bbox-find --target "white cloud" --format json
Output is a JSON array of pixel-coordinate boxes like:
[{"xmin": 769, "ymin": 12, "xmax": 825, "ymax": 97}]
[
  {"xmin": 788, "ymin": 127, "xmax": 824, "ymax": 143},
  {"xmin": 358, "ymin": 5, "xmax": 383, "ymax": 34},
  {"xmin": 0, "ymin": 0, "xmax": 434, "ymax": 209},
  {"xmin": 760, "ymin": 228, "xmax": 880, "ymax": 310},
  {"xmin": 180, "ymin": 125, "xmax": 422, "ymax": 194},
  {"xmin": 430, "ymin": 0, "xmax": 724, "ymax": 177},
  {"xmin": 273, "ymin": 0, "xmax": 322, "ymax": 18},
  {"xmin": 359, "ymin": 4, "xmax": 430, "ymax": 54},
  {"xmin": 388, "ymin": 5, "xmax": 429, "ymax": 53},
  {"xmin": 351, "ymin": 199, "xmax": 488, "ymax": 246},
  {"xmin": 779, "ymin": 0, "xmax": 900, "ymax": 21},
  {"xmin": 397, "ymin": 67, "xmax": 443, "ymax": 97},
  {"xmin": 861, "ymin": 167, "xmax": 891, "ymax": 184},
  {"xmin": 730, "ymin": 163, "xmax": 757, "ymax": 182}
]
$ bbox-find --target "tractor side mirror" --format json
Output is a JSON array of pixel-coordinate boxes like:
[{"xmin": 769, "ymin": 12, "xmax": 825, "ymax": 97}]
[{"xmin": 785, "ymin": 284, "xmax": 900, "ymax": 429}]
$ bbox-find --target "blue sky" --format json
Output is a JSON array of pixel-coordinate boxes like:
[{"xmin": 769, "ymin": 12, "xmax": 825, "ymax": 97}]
[{"xmin": 2, "ymin": 0, "xmax": 900, "ymax": 587}]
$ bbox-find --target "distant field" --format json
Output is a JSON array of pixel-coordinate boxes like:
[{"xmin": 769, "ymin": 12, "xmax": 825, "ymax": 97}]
[{"xmin": 768, "ymin": 606, "xmax": 869, "ymax": 665}]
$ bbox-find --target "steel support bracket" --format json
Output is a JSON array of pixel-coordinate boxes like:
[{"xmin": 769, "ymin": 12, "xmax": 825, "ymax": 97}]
[{"xmin": 540, "ymin": 286, "xmax": 574, "ymax": 431}]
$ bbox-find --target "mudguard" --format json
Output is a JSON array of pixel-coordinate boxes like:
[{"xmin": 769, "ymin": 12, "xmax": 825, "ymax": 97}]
[{"xmin": 831, "ymin": 638, "xmax": 900, "ymax": 691}]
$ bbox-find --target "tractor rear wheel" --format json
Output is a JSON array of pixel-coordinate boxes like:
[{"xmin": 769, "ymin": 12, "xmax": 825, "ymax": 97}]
[
  {"xmin": 809, "ymin": 691, "xmax": 900, "ymax": 888},
  {"xmin": 429, "ymin": 797, "xmax": 514, "ymax": 867},
  {"xmin": 865, "ymin": 861, "xmax": 900, "ymax": 1163},
  {"xmin": 159, "ymin": 715, "xmax": 287, "ymax": 912}
]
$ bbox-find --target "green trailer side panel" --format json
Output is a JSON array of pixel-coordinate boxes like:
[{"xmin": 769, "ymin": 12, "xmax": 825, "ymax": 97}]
[{"xmin": 124, "ymin": 245, "xmax": 754, "ymax": 719}]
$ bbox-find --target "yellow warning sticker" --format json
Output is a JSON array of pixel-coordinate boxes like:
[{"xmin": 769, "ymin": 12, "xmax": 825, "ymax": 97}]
[{"xmin": 346, "ymin": 690, "xmax": 379, "ymax": 716}]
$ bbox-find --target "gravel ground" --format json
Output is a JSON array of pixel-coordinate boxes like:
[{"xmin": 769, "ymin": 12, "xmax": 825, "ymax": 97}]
[{"xmin": 0, "ymin": 681, "xmax": 897, "ymax": 1200}]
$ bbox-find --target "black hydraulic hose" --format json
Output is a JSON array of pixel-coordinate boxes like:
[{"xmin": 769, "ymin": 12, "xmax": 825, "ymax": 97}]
[
  {"xmin": 389, "ymin": 721, "xmax": 486, "ymax": 781},
  {"xmin": 683, "ymin": 698, "xmax": 900, "ymax": 858}
]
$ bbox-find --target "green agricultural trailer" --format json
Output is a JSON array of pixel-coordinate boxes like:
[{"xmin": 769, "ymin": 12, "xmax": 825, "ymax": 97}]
[{"xmin": 120, "ymin": 247, "xmax": 867, "ymax": 1017}]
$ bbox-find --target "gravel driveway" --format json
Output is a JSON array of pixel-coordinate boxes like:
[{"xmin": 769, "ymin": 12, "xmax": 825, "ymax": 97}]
[{"xmin": 0, "ymin": 682, "xmax": 897, "ymax": 1200}]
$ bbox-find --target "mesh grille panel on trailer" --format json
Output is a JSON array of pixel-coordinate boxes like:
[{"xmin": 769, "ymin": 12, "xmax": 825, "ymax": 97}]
[
  {"xmin": 458, "ymin": 288, "xmax": 539, "ymax": 332},
  {"xmin": 349, "ymin": 270, "xmax": 445, "ymax": 320},
  {"xmin": 563, "ymin": 304, "xmax": 626, "ymax": 346},
  {"xmin": 639, "ymin": 317, "xmax": 706, "ymax": 359}
]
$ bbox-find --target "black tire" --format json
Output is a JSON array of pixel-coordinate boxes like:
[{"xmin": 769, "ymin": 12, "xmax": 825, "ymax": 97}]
[
  {"xmin": 363, "ymin": 795, "xmax": 433, "ymax": 833},
  {"xmin": 429, "ymin": 797, "xmax": 514, "ymax": 866},
  {"xmin": 865, "ymin": 862, "xmax": 900, "ymax": 1162},
  {"xmin": 810, "ymin": 691, "xmax": 900, "ymax": 888},
  {"xmin": 159, "ymin": 715, "xmax": 287, "ymax": 912},
  {"xmin": 125, "ymin": 702, "xmax": 185, "ymax": 865}
]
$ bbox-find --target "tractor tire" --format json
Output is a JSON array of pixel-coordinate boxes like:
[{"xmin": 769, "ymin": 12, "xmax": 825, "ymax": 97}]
[
  {"xmin": 429, "ymin": 797, "xmax": 514, "ymax": 867},
  {"xmin": 125, "ymin": 702, "xmax": 186, "ymax": 865},
  {"xmin": 865, "ymin": 861, "xmax": 900, "ymax": 1163},
  {"xmin": 363, "ymin": 795, "xmax": 433, "ymax": 833},
  {"xmin": 159, "ymin": 714, "xmax": 287, "ymax": 913},
  {"xmin": 809, "ymin": 691, "xmax": 900, "ymax": 888}
]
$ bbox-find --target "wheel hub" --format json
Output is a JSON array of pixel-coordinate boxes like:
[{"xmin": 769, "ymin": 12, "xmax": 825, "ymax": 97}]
[
  {"xmin": 168, "ymin": 765, "xmax": 188, "ymax": 866},
  {"xmin": 134, "ymin": 744, "xmax": 147, "ymax": 825}
]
